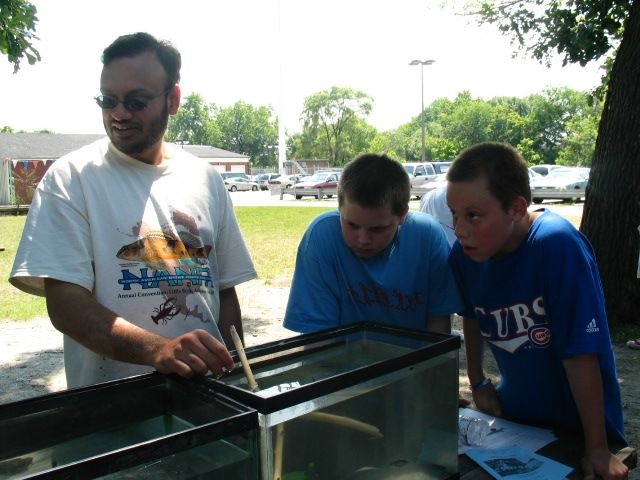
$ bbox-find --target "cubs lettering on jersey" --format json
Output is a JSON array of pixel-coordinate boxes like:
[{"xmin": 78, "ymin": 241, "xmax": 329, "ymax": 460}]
[{"xmin": 475, "ymin": 296, "xmax": 549, "ymax": 354}]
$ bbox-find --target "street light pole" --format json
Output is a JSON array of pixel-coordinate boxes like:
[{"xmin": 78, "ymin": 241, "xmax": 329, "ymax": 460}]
[{"xmin": 409, "ymin": 59, "xmax": 435, "ymax": 162}]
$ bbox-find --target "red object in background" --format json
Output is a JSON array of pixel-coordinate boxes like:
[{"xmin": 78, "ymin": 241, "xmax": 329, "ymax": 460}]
[{"xmin": 11, "ymin": 160, "xmax": 54, "ymax": 204}]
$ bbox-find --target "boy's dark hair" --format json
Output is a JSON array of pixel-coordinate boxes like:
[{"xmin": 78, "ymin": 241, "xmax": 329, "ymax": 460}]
[
  {"xmin": 447, "ymin": 142, "xmax": 531, "ymax": 210},
  {"xmin": 338, "ymin": 153, "xmax": 410, "ymax": 216},
  {"xmin": 102, "ymin": 32, "xmax": 181, "ymax": 89}
]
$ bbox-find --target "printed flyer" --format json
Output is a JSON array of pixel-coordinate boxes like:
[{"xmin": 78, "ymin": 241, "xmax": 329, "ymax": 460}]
[{"xmin": 466, "ymin": 444, "xmax": 573, "ymax": 480}]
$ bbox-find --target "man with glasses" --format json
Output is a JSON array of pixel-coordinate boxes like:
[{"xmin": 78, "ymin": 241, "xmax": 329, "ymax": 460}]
[{"xmin": 10, "ymin": 32, "xmax": 257, "ymax": 389}]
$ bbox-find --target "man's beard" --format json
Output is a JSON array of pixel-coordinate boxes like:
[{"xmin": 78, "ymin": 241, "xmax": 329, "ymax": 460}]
[{"xmin": 108, "ymin": 103, "xmax": 169, "ymax": 156}]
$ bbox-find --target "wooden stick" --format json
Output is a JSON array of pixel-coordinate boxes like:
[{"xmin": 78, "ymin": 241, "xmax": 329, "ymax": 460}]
[
  {"xmin": 273, "ymin": 424, "xmax": 285, "ymax": 480},
  {"xmin": 229, "ymin": 325, "xmax": 259, "ymax": 391},
  {"xmin": 228, "ymin": 326, "xmax": 286, "ymax": 477},
  {"xmin": 306, "ymin": 411, "xmax": 383, "ymax": 438}
]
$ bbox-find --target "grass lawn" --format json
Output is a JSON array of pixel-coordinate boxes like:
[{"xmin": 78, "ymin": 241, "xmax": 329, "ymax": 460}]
[
  {"xmin": 0, "ymin": 215, "xmax": 47, "ymax": 320},
  {"xmin": 235, "ymin": 206, "xmax": 331, "ymax": 282}
]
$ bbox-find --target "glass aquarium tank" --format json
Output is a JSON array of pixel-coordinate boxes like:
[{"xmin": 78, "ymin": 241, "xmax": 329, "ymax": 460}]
[
  {"xmin": 211, "ymin": 322, "xmax": 461, "ymax": 480},
  {"xmin": 0, "ymin": 373, "xmax": 259, "ymax": 479}
]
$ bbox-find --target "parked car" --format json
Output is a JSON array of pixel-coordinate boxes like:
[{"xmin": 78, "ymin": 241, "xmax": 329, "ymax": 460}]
[
  {"xmin": 220, "ymin": 172, "xmax": 250, "ymax": 181},
  {"xmin": 254, "ymin": 173, "xmax": 281, "ymax": 190},
  {"xmin": 403, "ymin": 162, "xmax": 438, "ymax": 188},
  {"xmin": 224, "ymin": 176, "xmax": 259, "ymax": 192},
  {"xmin": 431, "ymin": 161, "xmax": 452, "ymax": 175},
  {"xmin": 530, "ymin": 167, "xmax": 590, "ymax": 203},
  {"xmin": 269, "ymin": 174, "xmax": 308, "ymax": 188},
  {"xmin": 292, "ymin": 171, "xmax": 341, "ymax": 199},
  {"xmin": 528, "ymin": 168, "xmax": 542, "ymax": 180},
  {"xmin": 529, "ymin": 164, "xmax": 567, "ymax": 176}
]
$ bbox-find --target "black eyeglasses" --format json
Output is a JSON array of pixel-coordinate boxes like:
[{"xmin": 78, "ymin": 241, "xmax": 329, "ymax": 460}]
[{"xmin": 94, "ymin": 87, "xmax": 172, "ymax": 112}]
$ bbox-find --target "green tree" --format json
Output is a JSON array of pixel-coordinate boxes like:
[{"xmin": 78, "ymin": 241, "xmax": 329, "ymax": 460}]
[
  {"xmin": 557, "ymin": 102, "xmax": 602, "ymax": 167},
  {"xmin": 396, "ymin": 88, "xmax": 595, "ymax": 166},
  {"xmin": 464, "ymin": 0, "xmax": 640, "ymax": 323},
  {"xmin": 368, "ymin": 125, "xmax": 418, "ymax": 161},
  {"xmin": 368, "ymin": 131, "xmax": 403, "ymax": 159},
  {"xmin": 300, "ymin": 86, "xmax": 373, "ymax": 166},
  {"xmin": 288, "ymin": 129, "xmax": 325, "ymax": 162},
  {"xmin": 166, "ymin": 93, "xmax": 219, "ymax": 146},
  {"xmin": 216, "ymin": 101, "xmax": 278, "ymax": 168},
  {"xmin": 405, "ymin": 96, "xmax": 462, "ymax": 161},
  {"xmin": 520, "ymin": 87, "xmax": 591, "ymax": 164},
  {"xmin": 0, "ymin": 0, "xmax": 40, "ymax": 72},
  {"xmin": 339, "ymin": 117, "xmax": 377, "ymax": 161},
  {"xmin": 433, "ymin": 92, "xmax": 526, "ymax": 153}
]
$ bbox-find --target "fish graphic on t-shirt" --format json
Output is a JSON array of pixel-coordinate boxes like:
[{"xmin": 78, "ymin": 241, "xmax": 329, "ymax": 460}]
[{"xmin": 116, "ymin": 231, "xmax": 212, "ymax": 270}]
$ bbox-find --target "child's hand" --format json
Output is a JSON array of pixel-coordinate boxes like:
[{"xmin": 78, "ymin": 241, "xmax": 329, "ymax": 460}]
[
  {"xmin": 472, "ymin": 382, "xmax": 502, "ymax": 417},
  {"xmin": 581, "ymin": 447, "xmax": 628, "ymax": 480}
]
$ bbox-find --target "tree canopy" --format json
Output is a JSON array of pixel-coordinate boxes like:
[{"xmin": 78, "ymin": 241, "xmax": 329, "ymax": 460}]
[
  {"xmin": 166, "ymin": 95, "xmax": 279, "ymax": 168},
  {"xmin": 0, "ymin": 0, "xmax": 40, "ymax": 72},
  {"xmin": 298, "ymin": 86, "xmax": 374, "ymax": 165},
  {"xmin": 468, "ymin": 0, "xmax": 630, "ymax": 67}
]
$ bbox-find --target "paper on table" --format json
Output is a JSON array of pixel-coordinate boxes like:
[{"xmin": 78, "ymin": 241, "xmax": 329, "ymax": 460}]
[
  {"xmin": 459, "ymin": 407, "xmax": 556, "ymax": 454},
  {"xmin": 466, "ymin": 444, "xmax": 572, "ymax": 480}
]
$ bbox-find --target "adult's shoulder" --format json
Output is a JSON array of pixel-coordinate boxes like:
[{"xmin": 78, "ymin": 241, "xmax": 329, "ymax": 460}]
[
  {"xmin": 50, "ymin": 137, "xmax": 110, "ymax": 170},
  {"xmin": 167, "ymin": 143, "xmax": 216, "ymax": 168},
  {"xmin": 37, "ymin": 138, "xmax": 110, "ymax": 189}
]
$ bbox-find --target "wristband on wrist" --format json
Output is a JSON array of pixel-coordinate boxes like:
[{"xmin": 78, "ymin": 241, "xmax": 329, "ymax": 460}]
[{"xmin": 471, "ymin": 378, "xmax": 491, "ymax": 391}]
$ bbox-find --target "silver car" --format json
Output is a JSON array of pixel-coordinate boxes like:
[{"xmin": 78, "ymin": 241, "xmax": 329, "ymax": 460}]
[
  {"xmin": 530, "ymin": 167, "xmax": 590, "ymax": 203},
  {"xmin": 224, "ymin": 177, "xmax": 260, "ymax": 192}
]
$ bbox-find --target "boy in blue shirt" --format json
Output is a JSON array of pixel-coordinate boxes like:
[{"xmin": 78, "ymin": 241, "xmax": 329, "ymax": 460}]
[
  {"xmin": 447, "ymin": 142, "xmax": 628, "ymax": 479},
  {"xmin": 283, "ymin": 153, "xmax": 462, "ymax": 335}
]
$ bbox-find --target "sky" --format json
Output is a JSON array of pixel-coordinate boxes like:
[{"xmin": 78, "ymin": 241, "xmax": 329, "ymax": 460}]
[{"xmin": 0, "ymin": 0, "xmax": 605, "ymax": 136}]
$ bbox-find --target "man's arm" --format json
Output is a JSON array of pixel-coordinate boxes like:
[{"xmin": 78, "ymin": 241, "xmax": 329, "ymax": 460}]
[
  {"xmin": 218, "ymin": 286, "xmax": 242, "ymax": 348},
  {"xmin": 44, "ymin": 279, "xmax": 233, "ymax": 378},
  {"xmin": 563, "ymin": 355, "xmax": 628, "ymax": 480}
]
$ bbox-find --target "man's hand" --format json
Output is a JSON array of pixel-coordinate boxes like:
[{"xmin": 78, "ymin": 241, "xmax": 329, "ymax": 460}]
[
  {"xmin": 581, "ymin": 447, "xmax": 629, "ymax": 480},
  {"xmin": 153, "ymin": 329, "xmax": 235, "ymax": 378}
]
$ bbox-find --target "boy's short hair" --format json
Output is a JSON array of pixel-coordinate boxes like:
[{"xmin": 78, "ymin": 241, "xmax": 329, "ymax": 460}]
[
  {"xmin": 338, "ymin": 153, "xmax": 410, "ymax": 216},
  {"xmin": 447, "ymin": 142, "xmax": 531, "ymax": 210},
  {"xmin": 102, "ymin": 32, "xmax": 181, "ymax": 89}
]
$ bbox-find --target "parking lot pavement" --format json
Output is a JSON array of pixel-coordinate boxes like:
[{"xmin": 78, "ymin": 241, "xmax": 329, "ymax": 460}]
[
  {"xmin": 228, "ymin": 189, "xmax": 337, "ymax": 207},
  {"xmin": 229, "ymin": 189, "xmax": 430, "ymax": 210},
  {"xmin": 228, "ymin": 189, "xmax": 584, "ymax": 219}
]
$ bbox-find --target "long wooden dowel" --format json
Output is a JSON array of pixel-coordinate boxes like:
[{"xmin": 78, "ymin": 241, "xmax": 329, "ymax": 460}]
[
  {"xmin": 229, "ymin": 325, "xmax": 259, "ymax": 391},
  {"xmin": 228, "ymin": 327, "xmax": 285, "ymax": 479},
  {"xmin": 305, "ymin": 411, "xmax": 383, "ymax": 438}
]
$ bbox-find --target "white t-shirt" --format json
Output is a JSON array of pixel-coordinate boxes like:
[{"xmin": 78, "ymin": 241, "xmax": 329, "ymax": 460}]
[
  {"xmin": 10, "ymin": 139, "xmax": 257, "ymax": 387},
  {"xmin": 419, "ymin": 185, "xmax": 456, "ymax": 246}
]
